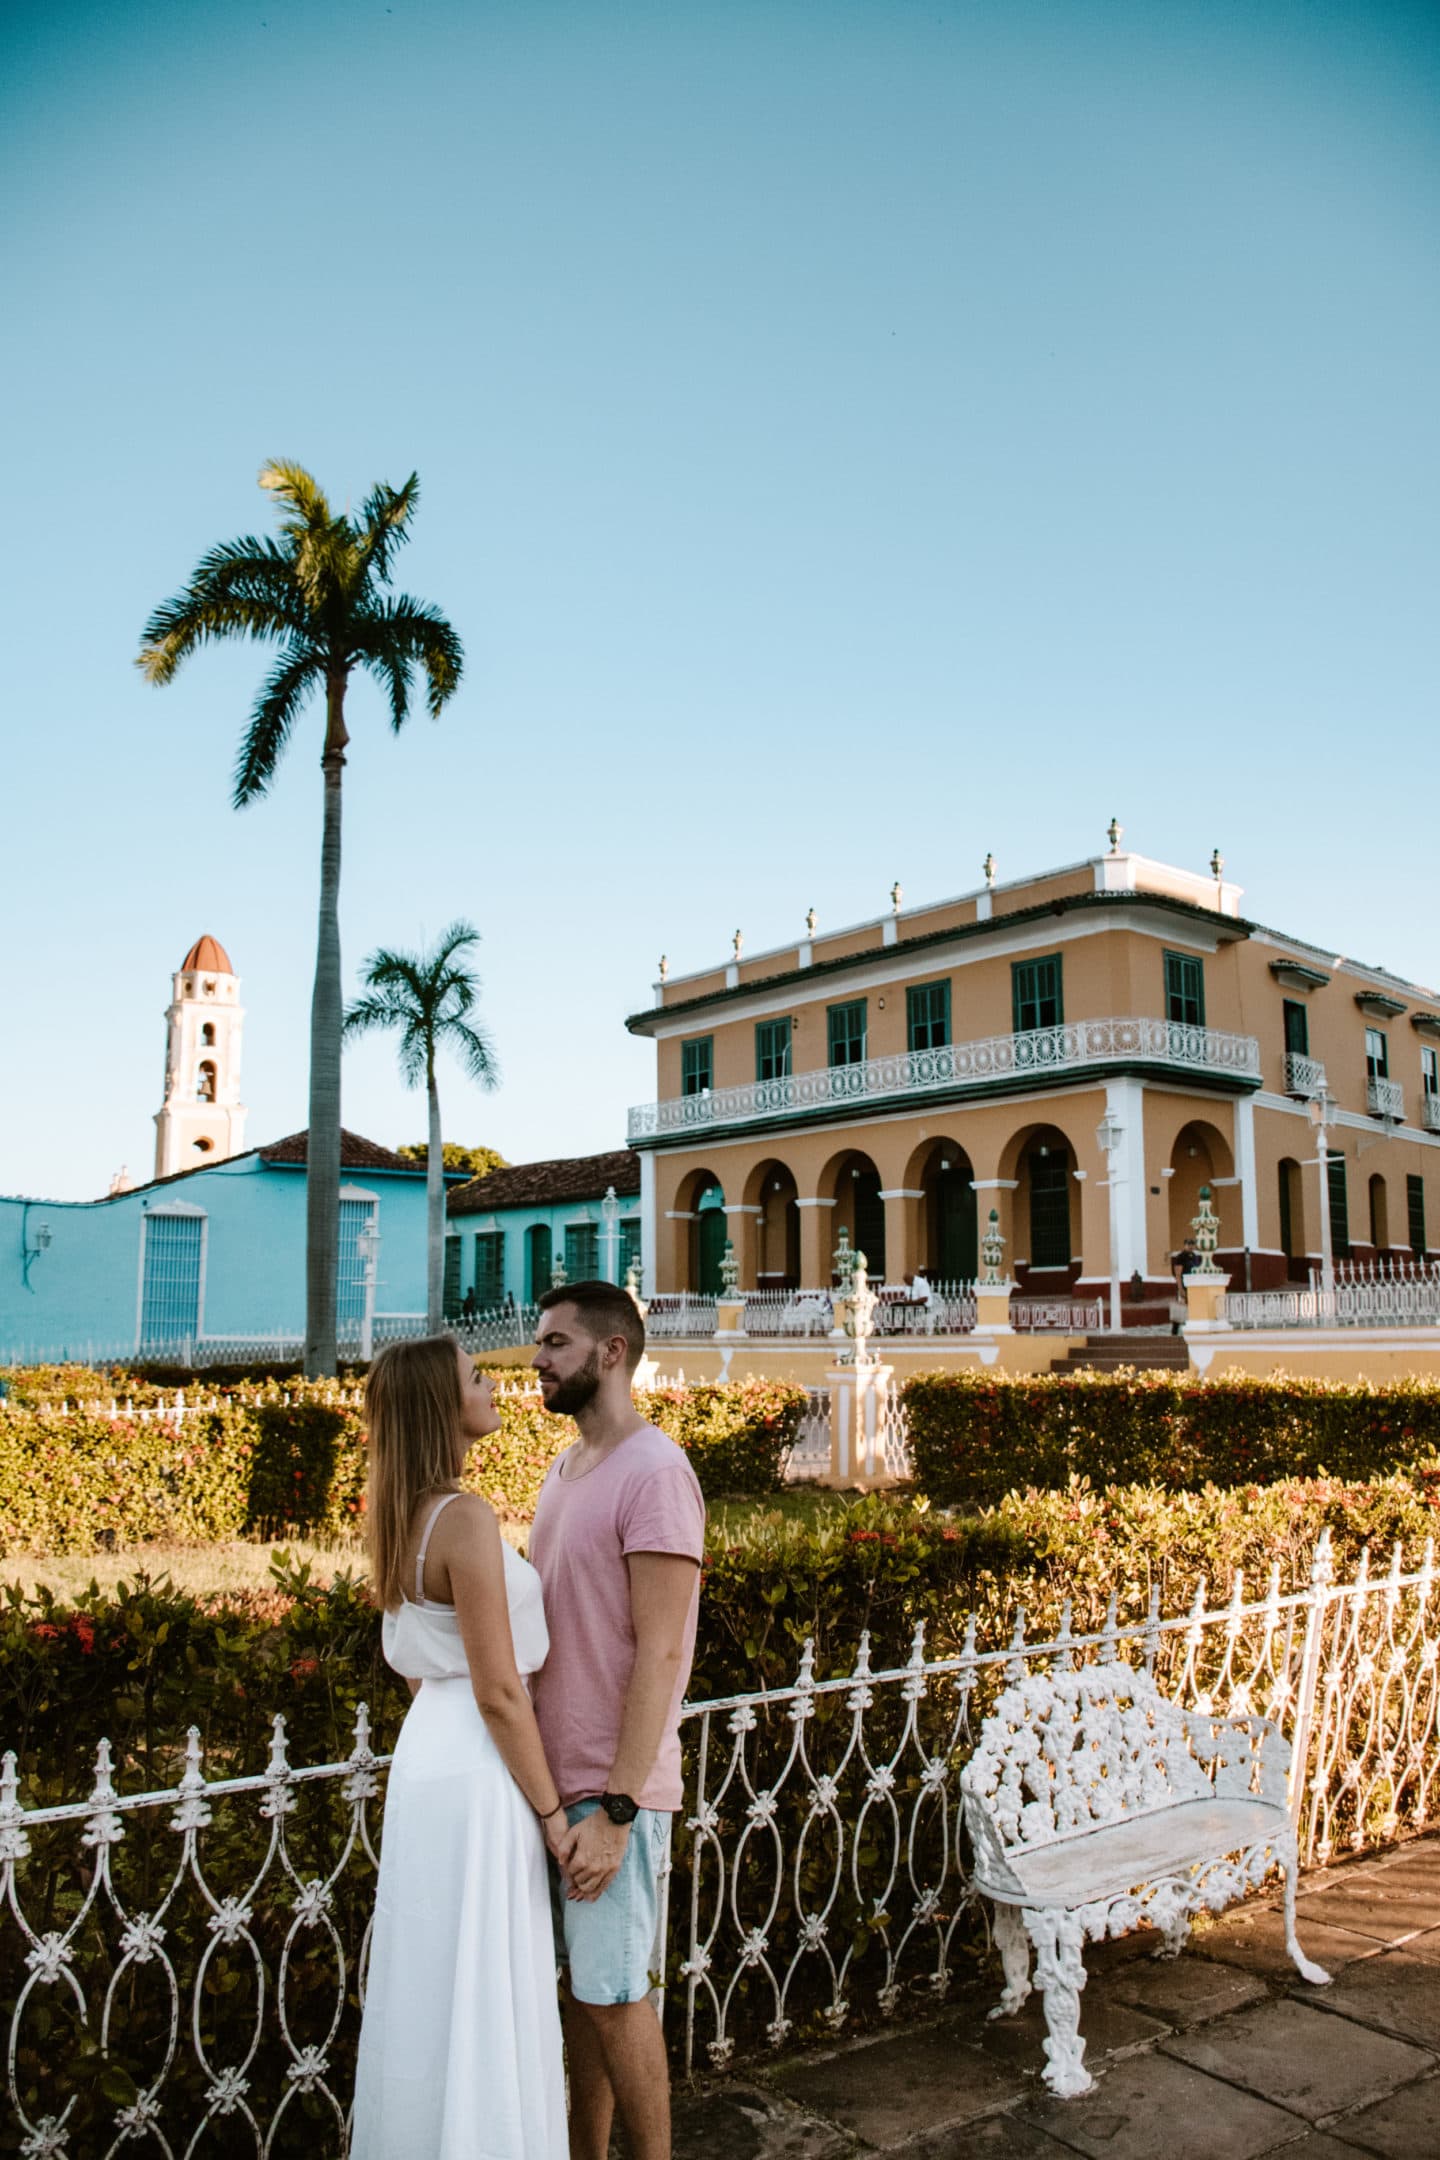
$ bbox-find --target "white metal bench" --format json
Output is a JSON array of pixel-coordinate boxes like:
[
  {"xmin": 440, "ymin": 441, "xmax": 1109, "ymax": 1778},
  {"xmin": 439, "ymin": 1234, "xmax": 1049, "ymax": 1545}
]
[{"xmin": 960, "ymin": 1659, "xmax": 1330, "ymax": 2098}]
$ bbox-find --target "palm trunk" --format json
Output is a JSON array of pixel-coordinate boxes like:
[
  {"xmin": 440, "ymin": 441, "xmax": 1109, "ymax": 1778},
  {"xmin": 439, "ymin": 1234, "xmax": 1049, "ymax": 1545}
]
[
  {"xmin": 304, "ymin": 679, "xmax": 347, "ymax": 1378},
  {"xmin": 426, "ymin": 1063, "xmax": 444, "ymax": 1332}
]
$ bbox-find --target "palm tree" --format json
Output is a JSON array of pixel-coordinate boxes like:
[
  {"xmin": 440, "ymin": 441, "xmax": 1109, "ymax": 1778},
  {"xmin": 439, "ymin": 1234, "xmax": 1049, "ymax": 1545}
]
[
  {"xmin": 344, "ymin": 923, "xmax": 499, "ymax": 1331},
  {"xmin": 137, "ymin": 463, "xmax": 464, "ymax": 1375}
]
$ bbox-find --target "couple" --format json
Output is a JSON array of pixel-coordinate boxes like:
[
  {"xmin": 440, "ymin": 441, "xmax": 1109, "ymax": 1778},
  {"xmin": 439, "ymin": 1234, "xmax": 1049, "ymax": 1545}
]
[{"xmin": 351, "ymin": 1280, "xmax": 705, "ymax": 2159}]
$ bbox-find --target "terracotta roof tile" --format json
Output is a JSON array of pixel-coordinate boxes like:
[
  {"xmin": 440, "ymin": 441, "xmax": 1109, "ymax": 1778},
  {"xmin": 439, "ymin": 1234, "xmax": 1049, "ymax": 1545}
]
[
  {"xmin": 180, "ymin": 934, "xmax": 235, "ymax": 974},
  {"xmin": 448, "ymin": 1148, "xmax": 640, "ymax": 1216},
  {"xmin": 259, "ymin": 1129, "xmax": 422, "ymax": 1173}
]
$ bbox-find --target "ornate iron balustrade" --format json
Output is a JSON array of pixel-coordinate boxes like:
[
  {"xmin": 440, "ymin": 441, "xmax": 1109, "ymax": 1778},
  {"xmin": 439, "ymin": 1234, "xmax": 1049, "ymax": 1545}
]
[
  {"xmin": 629, "ymin": 1017, "xmax": 1262, "ymax": 1140},
  {"xmin": 1, "ymin": 1538, "xmax": 1434, "ymax": 2142},
  {"xmin": 1283, "ymin": 1050, "xmax": 1327, "ymax": 1098},
  {"xmin": 1011, "ymin": 1298, "xmax": 1104, "ymax": 1332},
  {"xmin": 1224, "ymin": 1277, "xmax": 1440, "ymax": 1328},
  {"xmin": 1424, "ymin": 1095, "xmax": 1440, "ymax": 1134},
  {"xmin": 1366, "ymin": 1076, "xmax": 1406, "ymax": 1121},
  {"xmin": 644, "ymin": 1294, "xmax": 719, "ymax": 1340}
]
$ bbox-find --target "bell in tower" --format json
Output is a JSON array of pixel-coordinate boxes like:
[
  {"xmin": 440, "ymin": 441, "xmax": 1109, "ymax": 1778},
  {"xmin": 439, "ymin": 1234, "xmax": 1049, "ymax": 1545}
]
[{"xmin": 153, "ymin": 935, "xmax": 248, "ymax": 1178}]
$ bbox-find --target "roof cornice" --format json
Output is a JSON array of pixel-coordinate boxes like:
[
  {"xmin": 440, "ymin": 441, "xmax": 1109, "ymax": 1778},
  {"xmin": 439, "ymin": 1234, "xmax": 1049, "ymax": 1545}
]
[{"xmin": 625, "ymin": 890, "xmax": 1254, "ymax": 1036}]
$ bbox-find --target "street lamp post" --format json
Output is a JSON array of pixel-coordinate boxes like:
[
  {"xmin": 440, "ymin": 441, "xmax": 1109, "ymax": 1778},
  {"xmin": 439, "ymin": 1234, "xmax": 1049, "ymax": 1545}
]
[
  {"xmin": 1095, "ymin": 1113, "xmax": 1124, "ymax": 1334},
  {"xmin": 600, "ymin": 1184, "xmax": 620, "ymax": 1284},
  {"xmin": 357, "ymin": 1219, "xmax": 381, "ymax": 1363}
]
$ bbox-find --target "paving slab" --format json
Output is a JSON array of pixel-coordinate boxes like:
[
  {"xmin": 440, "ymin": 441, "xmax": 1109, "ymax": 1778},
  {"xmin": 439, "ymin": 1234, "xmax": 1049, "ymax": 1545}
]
[
  {"xmin": 977, "ymin": 1990, "xmax": 1169, "ymax": 2081},
  {"xmin": 1017, "ymin": 2050, "xmax": 1302, "ymax": 2160},
  {"xmin": 1161, "ymin": 1998, "xmax": 1433, "ymax": 2124},
  {"xmin": 1192, "ymin": 1905, "xmax": 1389, "ymax": 1980},
  {"xmin": 1253, "ymin": 2139, "xmax": 1371, "ymax": 2157},
  {"xmin": 1104, "ymin": 1953, "xmax": 1270, "ymax": 2029},
  {"xmin": 1397, "ymin": 1928, "xmax": 1440, "ymax": 1965},
  {"xmin": 1294, "ymin": 1879, "xmax": 1440, "ymax": 1942},
  {"xmin": 1293, "ymin": 1949, "xmax": 1440, "ymax": 2055},
  {"xmin": 891, "ymin": 2110, "xmax": 1078, "ymax": 2157},
  {"xmin": 670, "ymin": 2081, "xmax": 853, "ymax": 2160},
  {"xmin": 769, "ymin": 2020, "xmax": 1024, "ymax": 2146},
  {"xmin": 1317, "ymin": 2070, "xmax": 1440, "ymax": 2158}
]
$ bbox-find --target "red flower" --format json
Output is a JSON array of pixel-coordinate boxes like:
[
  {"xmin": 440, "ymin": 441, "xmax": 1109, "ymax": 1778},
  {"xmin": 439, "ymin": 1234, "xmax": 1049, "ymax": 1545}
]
[
  {"xmin": 289, "ymin": 1655, "xmax": 320, "ymax": 1682},
  {"xmin": 849, "ymin": 1530, "xmax": 880, "ymax": 1543}
]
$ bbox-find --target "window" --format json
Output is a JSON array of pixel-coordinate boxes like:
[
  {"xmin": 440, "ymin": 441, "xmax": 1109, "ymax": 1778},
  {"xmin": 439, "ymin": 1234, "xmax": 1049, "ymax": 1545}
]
[
  {"xmin": 139, "ymin": 1210, "xmax": 204, "ymax": 1350},
  {"xmin": 1408, "ymin": 1174, "xmax": 1427, "ymax": 1255},
  {"xmin": 442, "ymin": 1236, "xmax": 463, "ymax": 1320},
  {"xmin": 827, "ymin": 1000, "xmax": 867, "ymax": 1067},
  {"xmin": 1326, "ymin": 1153, "xmax": 1350, "ymax": 1259},
  {"xmin": 1278, "ymin": 1161, "xmax": 1295, "ymax": 1261},
  {"xmin": 1369, "ymin": 1175, "xmax": 1389, "ymax": 1251},
  {"xmin": 201, "ymin": 1022, "xmax": 216, "ymax": 1047},
  {"xmin": 1012, "ymin": 955, "xmax": 1063, "ymax": 1033},
  {"xmin": 1423, "ymin": 1047, "xmax": 1438, "ymax": 1099},
  {"xmin": 907, "ymin": 980, "xmax": 951, "ymax": 1051},
  {"xmin": 1163, "ymin": 951, "xmax": 1205, "ymax": 1027},
  {"xmin": 337, "ymin": 1199, "xmax": 376, "ymax": 1336},
  {"xmin": 681, "ymin": 1037, "xmax": 713, "ymax": 1096},
  {"xmin": 526, "ymin": 1223, "xmax": 553, "ymax": 1301},
  {"xmin": 1028, "ymin": 1149, "xmax": 1071, "ymax": 1269},
  {"xmin": 755, "ymin": 1018, "xmax": 792, "ymax": 1083},
  {"xmin": 1365, "ymin": 1028, "xmax": 1389, "ymax": 1080},
  {"xmin": 565, "ymin": 1223, "xmax": 599, "ymax": 1280},
  {"xmin": 619, "ymin": 1217, "xmax": 642, "ymax": 1279},
  {"xmin": 473, "ymin": 1231, "xmax": 505, "ymax": 1306},
  {"xmin": 1283, "ymin": 1000, "xmax": 1309, "ymax": 1056}
]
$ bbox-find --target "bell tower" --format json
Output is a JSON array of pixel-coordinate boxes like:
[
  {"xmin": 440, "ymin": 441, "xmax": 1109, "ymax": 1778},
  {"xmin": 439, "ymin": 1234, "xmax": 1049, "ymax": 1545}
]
[{"xmin": 153, "ymin": 934, "xmax": 248, "ymax": 1178}]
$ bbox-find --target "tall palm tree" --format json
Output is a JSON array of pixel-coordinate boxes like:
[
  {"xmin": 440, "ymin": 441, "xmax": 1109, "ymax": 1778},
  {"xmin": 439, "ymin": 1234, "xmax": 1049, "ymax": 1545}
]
[
  {"xmin": 343, "ymin": 923, "xmax": 499, "ymax": 1331},
  {"xmin": 137, "ymin": 463, "xmax": 464, "ymax": 1375}
]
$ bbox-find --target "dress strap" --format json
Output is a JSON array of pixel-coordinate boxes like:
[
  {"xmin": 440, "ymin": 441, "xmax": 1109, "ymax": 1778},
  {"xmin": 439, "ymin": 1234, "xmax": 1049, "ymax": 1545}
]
[{"xmin": 415, "ymin": 1491, "xmax": 461, "ymax": 1603}]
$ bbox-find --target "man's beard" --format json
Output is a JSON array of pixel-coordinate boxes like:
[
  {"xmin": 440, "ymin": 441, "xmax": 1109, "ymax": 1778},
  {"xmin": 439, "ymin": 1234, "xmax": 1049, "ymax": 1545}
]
[{"xmin": 542, "ymin": 1347, "xmax": 603, "ymax": 1416}]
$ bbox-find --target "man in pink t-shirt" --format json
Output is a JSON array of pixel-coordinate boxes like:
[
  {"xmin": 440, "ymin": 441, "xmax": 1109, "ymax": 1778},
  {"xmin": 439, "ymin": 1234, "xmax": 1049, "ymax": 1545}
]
[{"xmin": 529, "ymin": 1281, "xmax": 704, "ymax": 2160}]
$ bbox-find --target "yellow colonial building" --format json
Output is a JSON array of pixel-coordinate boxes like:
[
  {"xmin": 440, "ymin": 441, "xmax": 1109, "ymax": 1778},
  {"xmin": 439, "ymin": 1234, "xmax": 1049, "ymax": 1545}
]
[{"xmin": 626, "ymin": 838, "xmax": 1440, "ymax": 1322}]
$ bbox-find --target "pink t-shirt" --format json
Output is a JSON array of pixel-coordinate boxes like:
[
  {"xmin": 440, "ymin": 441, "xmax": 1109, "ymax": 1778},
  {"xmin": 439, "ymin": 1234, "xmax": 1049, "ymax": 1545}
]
[{"xmin": 529, "ymin": 1423, "xmax": 705, "ymax": 1812}]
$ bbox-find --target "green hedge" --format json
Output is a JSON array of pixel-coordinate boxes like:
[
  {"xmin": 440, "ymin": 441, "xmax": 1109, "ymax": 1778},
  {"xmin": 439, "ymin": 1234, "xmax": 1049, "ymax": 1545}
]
[
  {"xmin": 0, "ymin": 1378, "xmax": 804, "ymax": 1556},
  {"xmin": 903, "ymin": 1370, "xmax": 1440, "ymax": 1509}
]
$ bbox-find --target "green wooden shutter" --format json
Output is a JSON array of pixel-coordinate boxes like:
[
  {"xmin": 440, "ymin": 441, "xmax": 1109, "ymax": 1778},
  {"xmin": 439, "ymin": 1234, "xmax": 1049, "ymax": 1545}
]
[
  {"xmin": 473, "ymin": 1232, "xmax": 504, "ymax": 1305},
  {"xmin": 564, "ymin": 1224, "xmax": 599, "ymax": 1281},
  {"xmin": 1408, "ymin": 1175, "xmax": 1426, "ymax": 1254},
  {"xmin": 1283, "ymin": 1000, "xmax": 1308, "ymax": 1055},
  {"xmin": 1164, "ymin": 951, "xmax": 1206, "ymax": 1026},
  {"xmin": 906, "ymin": 981, "xmax": 951, "ymax": 1051},
  {"xmin": 827, "ymin": 1000, "xmax": 867, "ymax": 1066},
  {"xmin": 681, "ymin": 1037, "xmax": 713, "ymax": 1095},
  {"xmin": 526, "ymin": 1224, "xmax": 553, "ymax": 1301},
  {"xmin": 755, "ymin": 1019, "xmax": 792, "ymax": 1082},
  {"xmin": 1327, "ymin": 1154, "xmax": 1350, "ymax": 1258},
  {"xmin": 1012, "ymin": 954, "xmax": 1063, "ymax": 1033},
  {"xmin": 443, "ymin": 1236, "xmax": 462, "ymax": 1319}
]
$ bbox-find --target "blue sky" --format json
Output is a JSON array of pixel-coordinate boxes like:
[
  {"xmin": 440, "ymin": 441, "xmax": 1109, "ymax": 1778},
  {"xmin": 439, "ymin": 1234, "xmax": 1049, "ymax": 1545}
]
[{"xmin": 2, "ymin": 0, "xmax": 1436, "ymax": 1201}]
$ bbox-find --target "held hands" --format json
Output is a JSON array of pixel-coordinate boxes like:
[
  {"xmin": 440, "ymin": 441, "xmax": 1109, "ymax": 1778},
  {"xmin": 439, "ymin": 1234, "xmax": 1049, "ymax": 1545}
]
[{"xmin": 558, "ymin": 1808, "xmax": 630, "ymax": 1902}]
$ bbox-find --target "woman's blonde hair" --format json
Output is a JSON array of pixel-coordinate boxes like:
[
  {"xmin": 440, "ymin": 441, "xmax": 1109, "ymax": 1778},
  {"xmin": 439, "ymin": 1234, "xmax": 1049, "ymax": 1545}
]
[{"xmin": 365, "ymin": 1332, "xmax": 466, "ymax": 1609}]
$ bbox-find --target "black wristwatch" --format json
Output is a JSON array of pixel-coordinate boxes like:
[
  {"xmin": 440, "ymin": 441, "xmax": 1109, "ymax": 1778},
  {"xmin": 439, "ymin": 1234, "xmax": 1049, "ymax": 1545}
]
[{"xmin": 600, "ymin": 1791, "xmax": 639, "ymax": 1825}]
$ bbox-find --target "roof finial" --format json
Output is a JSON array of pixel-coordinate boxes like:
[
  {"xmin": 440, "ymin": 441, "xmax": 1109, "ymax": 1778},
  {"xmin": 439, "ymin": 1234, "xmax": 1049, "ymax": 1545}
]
[
  {"xmin": 657, "ymin": 954, "xmax": 668, "ymax": 983},
  {"xmin": 1107, "ymin": 817, "xmax": 1123, "ymax": 855},
  {"xmin": 732, "ymin": 928, "xmax": 743, "ymax": 962},
  {"xmin": 890, "ymin": 880, "xmax": 902, "ymax": 915},
  {"xmin": 982, "ymin": 851, "xmax": 995, "ymax": 888},
  {"xmin": 1210, "ymin": 847, "xmax": 1224, "ymax": 882},
  {"xmin": 805, "ymin": 906, "xmax": 817, "ymax": 938}
]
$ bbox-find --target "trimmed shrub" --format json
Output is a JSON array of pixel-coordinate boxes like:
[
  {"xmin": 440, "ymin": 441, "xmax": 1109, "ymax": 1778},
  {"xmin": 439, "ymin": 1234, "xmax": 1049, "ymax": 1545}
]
[{"xmin": 903, "ymin": 1370, "xmax": 1440, "ymax": 1509}]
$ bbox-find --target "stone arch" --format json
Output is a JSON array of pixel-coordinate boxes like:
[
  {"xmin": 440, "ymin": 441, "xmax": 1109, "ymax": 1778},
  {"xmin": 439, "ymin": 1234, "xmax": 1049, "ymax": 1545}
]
[
  {"xmin": 743, "ymin": 1157, "xmax": 801, "ymax": 1287},
  {"xmin": 901, "ymin": 1133, "xmax": 977, "ymax": 1283},
  {"xmin": 1167, "ymin": 1120, "xmax": 1235, "ymax": 1257},
  {"xmin": 674, "ymin": 1167, "xmax": 727, "ymax": 1293},
  {"xmin": 818, "ymin": 1146, "xmax": 886, "ymax": 1280},
  {"xmin": 998, "ymin": 1120, "xmax": 1082, "ymax": 1278}
]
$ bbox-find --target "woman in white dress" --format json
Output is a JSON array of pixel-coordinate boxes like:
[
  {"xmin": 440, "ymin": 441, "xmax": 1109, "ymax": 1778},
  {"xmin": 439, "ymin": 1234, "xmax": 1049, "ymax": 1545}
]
[{"xmin": 352, "ymin": 1334, "xmax": 570, "ymax": 2159}]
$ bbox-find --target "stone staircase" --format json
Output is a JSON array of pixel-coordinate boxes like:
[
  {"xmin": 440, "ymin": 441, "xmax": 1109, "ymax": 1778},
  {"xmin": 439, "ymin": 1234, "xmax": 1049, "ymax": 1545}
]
[{"xmin": 1050, "ymin": 1331, "xmax": 1192, "ymax": 1375}]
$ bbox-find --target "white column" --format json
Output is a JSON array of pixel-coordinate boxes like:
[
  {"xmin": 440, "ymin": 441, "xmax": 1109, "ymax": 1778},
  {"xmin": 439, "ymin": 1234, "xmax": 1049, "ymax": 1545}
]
[
  {"xmin": 1233, "ymin": 1095, "xmax": 1259, "ymax": 1251},
  {"xmin": 1104, "ymin": 1076, "xmax": 1148, "ymax": 1281},
  {"xmin": 639, "ymin": 1149, "xmax": 656, "ymax": 1299}
]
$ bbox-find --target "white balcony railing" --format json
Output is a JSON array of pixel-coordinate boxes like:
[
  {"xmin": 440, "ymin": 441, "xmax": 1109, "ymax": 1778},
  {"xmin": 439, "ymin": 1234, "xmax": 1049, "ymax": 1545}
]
[
  {"xmin": 1366, "ymin": 1075, "xmax": 1405, "ymax": 1121},
  {"xmin": 1423, "ymin": 1093, "xmax": 1440, "ymax": 1134},
  {"xmin": 1284, "ymin": 1050, "xmax": 1327, "ymax": 1098},
  {"xmin": 630, "ymin": 1015, "xmax": 1262, "ymax": 1140}
]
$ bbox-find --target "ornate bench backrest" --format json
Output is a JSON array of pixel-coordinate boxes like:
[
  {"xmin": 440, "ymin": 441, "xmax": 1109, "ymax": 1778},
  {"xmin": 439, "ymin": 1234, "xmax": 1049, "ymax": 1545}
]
[{"xmin": 962, "ymin": 1661, "xmax": 1211, "ymax": 1853}]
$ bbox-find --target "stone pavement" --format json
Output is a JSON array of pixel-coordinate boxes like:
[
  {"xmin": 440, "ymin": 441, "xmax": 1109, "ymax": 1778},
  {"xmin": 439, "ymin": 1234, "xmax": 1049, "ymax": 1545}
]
[{"xmin": 669, "ymin": 1833, "xmax": 1440, "ymax": 2159}]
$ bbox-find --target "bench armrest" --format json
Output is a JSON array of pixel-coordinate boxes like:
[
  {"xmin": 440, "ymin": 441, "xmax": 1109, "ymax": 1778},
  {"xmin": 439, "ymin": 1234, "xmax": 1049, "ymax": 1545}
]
[{"xmin": 1179, "ymin": 1709, "xmax": 1290, "ymax": 1805}]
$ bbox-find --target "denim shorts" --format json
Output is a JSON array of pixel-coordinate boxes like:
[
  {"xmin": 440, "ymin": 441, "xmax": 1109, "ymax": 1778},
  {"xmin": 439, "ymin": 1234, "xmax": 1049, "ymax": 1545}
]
[{"xmin": 549, "ymin": 1800, "xmax": 671, "ymax": 2006}]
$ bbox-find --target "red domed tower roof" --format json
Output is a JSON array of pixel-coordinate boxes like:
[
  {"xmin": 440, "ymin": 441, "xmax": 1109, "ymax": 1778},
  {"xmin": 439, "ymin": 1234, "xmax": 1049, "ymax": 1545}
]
[{"xmin": 180, "ymin": 934, "xmax": 234, "ymax": 975}]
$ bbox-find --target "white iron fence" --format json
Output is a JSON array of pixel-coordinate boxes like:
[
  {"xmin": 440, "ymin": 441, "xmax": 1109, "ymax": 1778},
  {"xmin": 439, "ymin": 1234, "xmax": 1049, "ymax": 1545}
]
[
  {"xmin": 1225, "ymin": 1270, "xmax": 1440, "ymax": 1330},
  {"xmin": 2, "ymin": 1534, "xmax": 1434, "ymax": 2149}
]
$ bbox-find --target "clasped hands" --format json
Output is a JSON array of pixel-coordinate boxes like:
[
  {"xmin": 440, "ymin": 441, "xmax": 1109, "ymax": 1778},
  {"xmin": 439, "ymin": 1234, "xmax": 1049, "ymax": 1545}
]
[{"xmin": 543, "ymin": 1808, "xmax": 630, "ymax": 1902}]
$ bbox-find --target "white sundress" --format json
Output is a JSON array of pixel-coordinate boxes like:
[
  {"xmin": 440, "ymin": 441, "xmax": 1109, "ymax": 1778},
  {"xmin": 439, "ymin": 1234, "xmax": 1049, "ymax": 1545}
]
[{"xmin": 351, "ymin": 1497, "xmax": 567, "ymax": 2159}]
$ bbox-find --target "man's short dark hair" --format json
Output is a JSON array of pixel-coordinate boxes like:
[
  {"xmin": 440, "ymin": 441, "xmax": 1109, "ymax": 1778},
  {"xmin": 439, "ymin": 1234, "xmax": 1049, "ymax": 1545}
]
[{"xmin": 537, "ymin": 1280, "xmax": 646, "ymax": 1373}]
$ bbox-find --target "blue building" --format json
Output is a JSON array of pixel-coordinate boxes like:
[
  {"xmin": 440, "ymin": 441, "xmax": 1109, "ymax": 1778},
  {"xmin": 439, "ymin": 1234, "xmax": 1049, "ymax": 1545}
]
[
  {"xmin": 445, "ymin": 1149, "xmax": 643, "ymax": 1313},
  {"xmin": 1, "ymin": 1130, "xmax": 447, "ymax": 1365}
]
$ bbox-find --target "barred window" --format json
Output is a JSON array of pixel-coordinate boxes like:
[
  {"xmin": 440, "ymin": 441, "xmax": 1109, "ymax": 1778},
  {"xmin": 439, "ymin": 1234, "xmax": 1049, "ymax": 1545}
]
[{"xmin": 139, "ymin": 1211, "xmax": 204, "ymax": 1351}]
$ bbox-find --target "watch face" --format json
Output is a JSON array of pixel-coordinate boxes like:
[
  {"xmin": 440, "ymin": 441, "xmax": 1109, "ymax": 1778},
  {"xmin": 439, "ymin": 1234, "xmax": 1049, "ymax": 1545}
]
[{"xmin": 603, "ymin": 1793, "xmax": 639, "ymax": 1824}]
